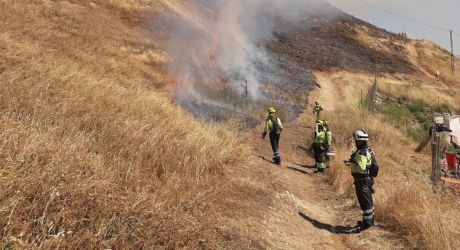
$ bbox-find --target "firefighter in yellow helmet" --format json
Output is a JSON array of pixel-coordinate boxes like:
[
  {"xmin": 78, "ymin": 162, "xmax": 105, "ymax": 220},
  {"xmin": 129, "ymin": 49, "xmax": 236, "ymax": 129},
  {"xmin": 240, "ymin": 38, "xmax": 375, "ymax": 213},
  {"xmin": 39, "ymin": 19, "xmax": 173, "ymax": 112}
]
[
  {"xmin": 312, "ymin": 120, "xmax": 328, "ymax": 172},
  {"xmin": 262, "ymin": 107, "xmax": 283, "ymax": 165},
  {"xmin": 345, "ymin": 130, "xmax": 379, "ymax": 231},
  {"xmin": 435, "ymin": 70, "xmax": 440, "ymax": 81},
  {"xmin": 312, "ymin": 101, "xmax": 323, "ymax": 120}
]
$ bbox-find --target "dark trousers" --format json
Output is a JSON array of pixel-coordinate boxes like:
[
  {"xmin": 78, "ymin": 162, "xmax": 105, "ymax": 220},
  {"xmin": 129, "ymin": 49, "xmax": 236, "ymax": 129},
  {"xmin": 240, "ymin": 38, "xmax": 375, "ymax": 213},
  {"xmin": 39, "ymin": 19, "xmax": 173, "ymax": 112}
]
[
  {"xmin": 313, "ymin": 144, "xmax": 326, "ymax": 169},
  {"xmin": 269, "ymin": 133, "xmax": 281, "ymax": 164},
  {"xmin": 353, "ymin": 176, "xmax": 374, "ymax": 227}
]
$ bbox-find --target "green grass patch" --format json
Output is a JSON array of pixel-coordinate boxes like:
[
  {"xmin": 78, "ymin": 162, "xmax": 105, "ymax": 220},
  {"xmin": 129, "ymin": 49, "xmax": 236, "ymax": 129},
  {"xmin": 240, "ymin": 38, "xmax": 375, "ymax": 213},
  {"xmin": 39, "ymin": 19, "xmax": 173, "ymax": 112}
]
[{"xmin": 376, "ymin": 97, "xmax": 434, "ymax": 143}]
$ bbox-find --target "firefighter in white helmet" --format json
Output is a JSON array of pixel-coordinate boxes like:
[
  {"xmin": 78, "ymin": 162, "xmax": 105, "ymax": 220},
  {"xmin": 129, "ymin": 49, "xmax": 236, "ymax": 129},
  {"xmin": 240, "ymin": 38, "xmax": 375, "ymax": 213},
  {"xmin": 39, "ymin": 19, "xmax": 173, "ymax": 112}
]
[{"xmin": 345, "ymin": 130, "xmax": 379, "ymax": 231}]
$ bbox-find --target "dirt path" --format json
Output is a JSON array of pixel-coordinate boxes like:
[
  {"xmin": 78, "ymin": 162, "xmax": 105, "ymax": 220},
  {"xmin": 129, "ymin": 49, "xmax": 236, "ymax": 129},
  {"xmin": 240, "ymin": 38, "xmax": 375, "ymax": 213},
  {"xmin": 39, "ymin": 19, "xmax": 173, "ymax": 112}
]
[{"xmin": 232, "ymin": 79, "xmax": 407, "ymax": 249}]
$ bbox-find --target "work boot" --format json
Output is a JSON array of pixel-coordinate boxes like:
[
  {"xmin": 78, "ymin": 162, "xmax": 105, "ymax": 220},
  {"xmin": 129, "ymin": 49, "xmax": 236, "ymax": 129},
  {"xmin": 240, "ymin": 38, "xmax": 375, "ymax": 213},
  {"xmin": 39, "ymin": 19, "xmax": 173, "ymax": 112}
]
[
  {"xmin": 314, "ymin": 168, "xmax": 325, "ymax": 173},
  {"xmin": 357, "ymin": 220, "xmax": 373, "ymax": 231},
  {"xmin": 274, "ymin": 156, "xmax": 281, "ymax": 166},
  {"xmin": 358, "ymin": 220, "xmax": 373, "ymax": 231},
  {"xmin": 356, "ymin": 221, "xmax": 369, "ymax": 232}
]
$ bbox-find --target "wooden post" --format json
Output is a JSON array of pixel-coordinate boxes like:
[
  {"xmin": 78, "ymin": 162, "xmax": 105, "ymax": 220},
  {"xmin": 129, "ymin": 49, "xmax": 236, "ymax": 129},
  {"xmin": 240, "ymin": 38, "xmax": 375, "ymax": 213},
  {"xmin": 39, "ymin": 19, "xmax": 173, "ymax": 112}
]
[
  {"xmin": 372, "ymin": 77, "xmax": 378, "ymax": 112},
  {"xmin": 431, "ymin": 125, "xmax": 441, "ymax": 185},
  {"xmin": 451, "ymin": 30, "xmax": 454, "ymax": 75},
  {"xmin": 244, "ymin": 80, "xmax": 248, "ymax": 98}
]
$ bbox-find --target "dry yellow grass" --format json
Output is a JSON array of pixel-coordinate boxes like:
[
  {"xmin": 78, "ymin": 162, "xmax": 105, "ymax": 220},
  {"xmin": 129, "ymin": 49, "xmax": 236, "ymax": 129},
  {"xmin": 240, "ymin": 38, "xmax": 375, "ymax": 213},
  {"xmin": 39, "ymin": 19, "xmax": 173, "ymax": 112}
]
[
  {"xmin": 315, "ymin": 71, "xmax": 460, "ymax": 249},
  {"xmin": 413, "ymin": 40, "xmax": 460, "ymax": 84},
  {"xmin": 2, "ymin": 0, "xmax": 460, "ymax": 248},
  {"xmin": 353, "ymin": 23, "xmax": 460, "ymax": 111},
  {"xmin": 0, "ymin": 0, "xmax": 252, "ymax": 248}
]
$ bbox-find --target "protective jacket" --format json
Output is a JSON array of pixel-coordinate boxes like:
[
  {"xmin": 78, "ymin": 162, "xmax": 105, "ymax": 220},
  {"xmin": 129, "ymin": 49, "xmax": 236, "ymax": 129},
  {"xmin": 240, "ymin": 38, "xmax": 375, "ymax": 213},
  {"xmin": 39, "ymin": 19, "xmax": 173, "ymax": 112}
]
[
  {"xmin": 314, "ymin": 130, "xmax": 332, "ymax": 149},
  {"xmin": 314, "ymin": 131, "xmax": 326, "ymax": 144},
  {"xmin": 313, "ymin": 104, "xmax": 323, "ymax": 113},
  {"xmin": 264, "ymin": 116, "xmax": 283, "ymax": 135},
  {"xmin": 350, "ymin": 147, "xmax": 379, "ymax": 177}
]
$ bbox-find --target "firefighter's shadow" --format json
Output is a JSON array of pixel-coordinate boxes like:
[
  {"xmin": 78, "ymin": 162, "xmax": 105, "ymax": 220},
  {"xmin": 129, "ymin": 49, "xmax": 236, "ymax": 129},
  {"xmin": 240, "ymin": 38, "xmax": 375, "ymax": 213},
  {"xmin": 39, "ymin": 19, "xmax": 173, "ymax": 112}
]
[
  {"xmin": 298, "ymin": 212, "xmax": 359, "ymax": 234},
  {"xmin": 297, "ymin": 145, "xmax": 315, "ymax": 159},
  {"xmin": 294, "ymin": 163, "xmax": 316, "ymax": 169},
  {"xmin": 287, "ymin": 166, "xmax": 312, "ymax": 175},
  {"xmin": 260, "ymin": 156, "xmax": 276, "ymax": 165}
]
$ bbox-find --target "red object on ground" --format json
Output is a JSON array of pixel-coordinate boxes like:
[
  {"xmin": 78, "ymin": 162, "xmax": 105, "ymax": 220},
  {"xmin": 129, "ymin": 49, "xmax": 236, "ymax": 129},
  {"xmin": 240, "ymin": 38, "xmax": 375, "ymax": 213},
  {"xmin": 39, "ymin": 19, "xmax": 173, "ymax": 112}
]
[{"xmin": 446, "ymin": 152, "xmax": 458, "ymax": 170}]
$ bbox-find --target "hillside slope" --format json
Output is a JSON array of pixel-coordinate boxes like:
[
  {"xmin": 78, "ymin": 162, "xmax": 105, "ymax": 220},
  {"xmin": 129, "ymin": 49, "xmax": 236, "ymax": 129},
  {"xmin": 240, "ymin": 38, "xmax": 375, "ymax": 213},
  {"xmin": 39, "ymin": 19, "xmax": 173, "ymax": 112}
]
[{"xmin": 1, "ymin": 0, "xmax": 460, "ymax": 249}]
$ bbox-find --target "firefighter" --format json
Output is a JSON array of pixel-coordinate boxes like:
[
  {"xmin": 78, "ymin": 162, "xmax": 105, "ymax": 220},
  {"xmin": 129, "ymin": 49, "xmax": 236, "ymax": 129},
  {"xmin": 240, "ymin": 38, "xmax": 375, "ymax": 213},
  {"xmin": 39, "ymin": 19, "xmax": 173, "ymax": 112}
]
[
  {"xmin": 262, "ymin": 107, "xmax": 283, "ymax": 165},
  {"xmin": 345, "ymin": 130, "xmax": 379, "ymax": 231},
  {"xmin": 322, "ymin": 119, "xmax": 333, "ymax": 149},
  {"xmin": 435, "ymin": 70, "xmax": 440, "ymax": 81},
  {"xmin": 323, "ymin": 119, "xmax": 333, "ymax": 166},
  {"xmin": 312, "ymin": 101, "xmax": 323, "ymax": 120},
  {"xmin": 313, "ymin": 120, "xmax": 328, "ymax": 172}
]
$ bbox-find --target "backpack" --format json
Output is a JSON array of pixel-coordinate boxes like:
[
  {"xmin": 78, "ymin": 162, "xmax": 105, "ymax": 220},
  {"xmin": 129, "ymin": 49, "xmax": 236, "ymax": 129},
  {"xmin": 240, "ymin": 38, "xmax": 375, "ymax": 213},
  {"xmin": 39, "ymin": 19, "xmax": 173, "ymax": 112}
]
[{"xmin": 269, "ymin": 116, "xmax": 281, "ymax": 134}]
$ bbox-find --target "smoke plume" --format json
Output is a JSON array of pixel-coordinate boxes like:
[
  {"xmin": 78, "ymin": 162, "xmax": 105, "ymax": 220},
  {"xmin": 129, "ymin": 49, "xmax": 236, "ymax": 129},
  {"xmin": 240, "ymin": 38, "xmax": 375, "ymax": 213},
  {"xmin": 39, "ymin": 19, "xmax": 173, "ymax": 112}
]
[{"xmin": 157, "ymin": 0, "xmax": 340, "ymax": 120}]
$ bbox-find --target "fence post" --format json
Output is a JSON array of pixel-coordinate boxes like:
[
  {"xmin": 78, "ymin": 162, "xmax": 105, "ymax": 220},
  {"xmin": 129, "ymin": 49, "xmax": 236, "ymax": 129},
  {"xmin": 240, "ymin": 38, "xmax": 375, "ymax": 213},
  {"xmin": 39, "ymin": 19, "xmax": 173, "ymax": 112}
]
[
  {"xmin": 373, "ymin": 78, "xmax": 377, "ymax": 112},
  {"xmin": 431, "ymin": 126, "xmax": 441, "ymax": 185}
]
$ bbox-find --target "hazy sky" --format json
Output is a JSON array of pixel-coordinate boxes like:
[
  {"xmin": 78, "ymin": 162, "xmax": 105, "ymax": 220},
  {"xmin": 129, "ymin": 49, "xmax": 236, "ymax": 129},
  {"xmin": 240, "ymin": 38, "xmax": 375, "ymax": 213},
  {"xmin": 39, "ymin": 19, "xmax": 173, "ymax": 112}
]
[{"xmin": 326, "ymin": 0, "xmax": 460, "ymax": 54}]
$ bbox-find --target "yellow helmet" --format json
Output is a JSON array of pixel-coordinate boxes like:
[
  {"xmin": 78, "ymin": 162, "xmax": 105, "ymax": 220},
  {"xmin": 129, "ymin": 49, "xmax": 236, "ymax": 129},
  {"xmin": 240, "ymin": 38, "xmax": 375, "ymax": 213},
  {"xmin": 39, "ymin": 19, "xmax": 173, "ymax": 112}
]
[
  {"xmin": 268, "ymin": 107, "xmax": 276, "ymax": 114},
  {"xmin": 316, "ymin": 119, "xmax": 324, "ymax": 126}
]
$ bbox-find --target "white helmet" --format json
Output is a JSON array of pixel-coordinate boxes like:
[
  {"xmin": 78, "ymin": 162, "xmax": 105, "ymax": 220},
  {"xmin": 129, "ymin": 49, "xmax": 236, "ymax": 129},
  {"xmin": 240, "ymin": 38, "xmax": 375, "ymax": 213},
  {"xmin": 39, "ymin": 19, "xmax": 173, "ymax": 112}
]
[{"xmin": 353, "ymin": 129, "xmax": 369, "ymax": 141}]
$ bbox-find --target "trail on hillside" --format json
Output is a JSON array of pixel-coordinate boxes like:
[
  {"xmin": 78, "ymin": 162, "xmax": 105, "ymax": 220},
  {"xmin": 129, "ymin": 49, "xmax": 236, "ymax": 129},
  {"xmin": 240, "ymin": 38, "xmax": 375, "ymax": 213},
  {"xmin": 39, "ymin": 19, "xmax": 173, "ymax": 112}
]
[{"xmin": 230, "ymin": 86, "xmax": 406, "ymax": 249}]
